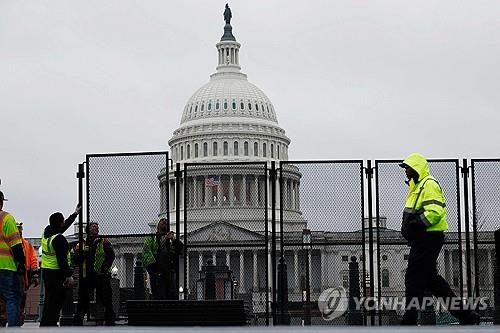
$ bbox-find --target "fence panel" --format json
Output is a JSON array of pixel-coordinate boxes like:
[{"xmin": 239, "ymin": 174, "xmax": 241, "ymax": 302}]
[
  {"xmin": 84, "ymin": 152, "xmax": 169, "ymax": 321},
  {"xmin": 471, "ymin": 159, "xmax": 500, "ymax": 321},
  {"xmin": 183, "ymin": 162, "xmax": 269, "ymax": 325},
  {"xmin": 375, "ymin": 159, "xmax": 463, "ymax": 325},
  {"xmin": 278, "ymin": 161, "xmax": 365, "ymax": 325}
]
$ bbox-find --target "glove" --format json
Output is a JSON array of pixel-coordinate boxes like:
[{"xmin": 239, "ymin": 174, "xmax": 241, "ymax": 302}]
[{"xmin": 401, "ymin": 216, "xmax": 427, "ymax": 241}]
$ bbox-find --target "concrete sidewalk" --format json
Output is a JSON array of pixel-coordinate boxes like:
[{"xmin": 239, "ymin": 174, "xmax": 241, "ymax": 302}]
[{"xmin": 19, "ymin": 323, "xmax": 496, "ymax": 333}]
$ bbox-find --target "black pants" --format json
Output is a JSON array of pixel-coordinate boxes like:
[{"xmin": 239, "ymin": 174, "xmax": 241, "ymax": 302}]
[
  {"xmin": 148, "ymin": 270, "xmax": 176, "ymax": 300},
  {"xmin": 74, "ymin": 274, "xmax": 115, "ymax": 325},
  {"xmin": 401, "ymin": 232, "xmax": 470, "ymax": 325},
  {"xmin": 40, "ymin": 269, "xmax": 67, "ymax": 326}
]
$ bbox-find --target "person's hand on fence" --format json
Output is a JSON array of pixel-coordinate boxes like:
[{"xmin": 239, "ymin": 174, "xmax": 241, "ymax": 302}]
[{"xmin": 74, "ymin": 204, "xmax": 82, "ymax": 216}]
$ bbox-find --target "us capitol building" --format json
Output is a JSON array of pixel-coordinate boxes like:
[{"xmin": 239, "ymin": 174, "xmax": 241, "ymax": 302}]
[{"xmin": 27, "ymin": 7, "xmax": 495, "ymax": 323}]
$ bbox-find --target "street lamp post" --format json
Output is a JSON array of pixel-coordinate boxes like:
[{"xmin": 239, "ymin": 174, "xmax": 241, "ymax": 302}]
[{"xmin": 302, "ymin": 229, "xmax": 311, "ymax": 326}]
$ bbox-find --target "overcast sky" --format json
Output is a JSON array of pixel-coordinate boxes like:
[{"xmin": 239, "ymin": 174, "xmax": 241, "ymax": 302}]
[{"xmin": 1, "ymin": 0, "xmax": 499, "ymax": 237}]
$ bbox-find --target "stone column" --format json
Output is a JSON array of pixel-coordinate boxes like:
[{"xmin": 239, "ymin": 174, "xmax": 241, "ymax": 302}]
[
  {"xmin": 240, "ymin": 251, "xmax": 245, "ymax": 293},
  {"xmin": 226, "ymin": 251, "xmax": 231, "ymax": 269},
  {"xmin": 253, "ymin": 176, "xmax": 259, "ymax": 206},
  {"xmin": 217, "ymin": 176, "xmax": 222, "ymax": 207},
  {"xmin": 296, "ymin": 181, "xmax": 301, "ymax": 211},
  {"xmin": 199, "ymin": 252, "xmax": 203, "ymax": 270},
  {"xmin": 204, "ymin": 176, "xmax": 210, "ymax": 207},
  {"xmin": 286, "ymin": 180, "xmax": 291, "ymax": 209},
  {"xmin": 291, "ymin": 181, "xmax": 296, "ymax": 211},
  {"xmin": 212, "ymin": 251, "xmax": 217, "ymax": 265},
  {"xmin": 294, "ymin": 250, "xmax": 299, "ymax": 292},
  {"xmin": 192, "ymin": 176, "xmax": 197, "ymax": 207},
  {"xmin": 170, "ymin": 180, "xmax": 175, "ymax": 211},
  {"xmin": 253, "ymin": 250, "xmax": 258, "ymax": 291},
  {"xmin": 229, "ymin": 175, "xmax": 234, "ymax": 206},
  {"xmin": 242, "ymin": 175, "xmax": 247, "ymax": 206}
]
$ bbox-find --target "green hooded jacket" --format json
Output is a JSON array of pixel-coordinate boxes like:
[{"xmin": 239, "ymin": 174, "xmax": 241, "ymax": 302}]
[{"xmin": 402, "ymin": 153, "xmax": 448, "ymax": 232}]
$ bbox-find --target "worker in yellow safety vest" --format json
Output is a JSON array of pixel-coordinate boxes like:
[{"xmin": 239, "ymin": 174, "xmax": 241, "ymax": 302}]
[
  {"xmin": 73, "ymin": 222, "xmax": 116, "ymax": 326},
  {"xmin": 399, "ymin": 153, "xmax": 479, "ymax": 325},
  {"xmin": 39, "ymin": 204, "xmax": 81, "ymax": 326},
  {"xmin": 0, "ymin": 190, "xmax": 26, "ymax": 327}
]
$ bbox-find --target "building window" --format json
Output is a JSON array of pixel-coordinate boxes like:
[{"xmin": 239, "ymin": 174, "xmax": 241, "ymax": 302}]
[
  {"xmin": 224, "ymin": 101, "xmax": 228, "ymax": 110},
  {"xmin": 223, "ymin": 141, "xmax": 228, "ymax": 156},
  {"xmin": 277, "ymin": 145, "xmax": 280, "ymax": 159},
  {"xmin": 216, "ymin": 101, "xmax": 220, "ymax": 110},
  {"xmin": 248, "ymin": 102, "xmax": 252, "ymax": 110},
  {"xmin": 382, "ymin": 269, "xmax": 390, "ymax": 288},
  {"xmin": 180, "ymin": 146, "xmax": 184, "ymax": 160},
  {"xmin": 232, "ymin": 101, "xmax": 236, "ymax": 110},
  {"xmin": 270, "ymin": 144, "xmax": 274, "ymax": 158},
  {"xmin": 240, "ymin": 102, "xmax": 244, "ymax": 109},
  {"xmin": 254, "ymin": 142, "xmax": 258, "ymax": 156},
  {"xmin": 187, "ymin": 144, "xmax": 190, "ymax": 159},
  {"xmin": 190, "ymin": 106, "xmax": 192, "ymax": 113},
  {"xmin": 194, "ymin": 143, "xmax": 199, "ymax": 158},
  {"xmin": 208, "ymin": 102, "xmax": 212, "ymax": 111},
  {"xmin": 201, "ymin": 103, "xmax": 204, "ymax": 111},
  {"xmin": 255, "ymin": 103, "xmax": 259, "ymax": 111},
  {"xmin": 195, "ymin": 105, "xmax": 198, "ymax": 112},
  {"xmin": 234, "ymin": 141, "xmax": 239, "ymax": 155},
  {"xmin": 213, "ymin": 142, "xmax": 218, "ymax": 156},
  {"xmin": 203, "ymin": 143, "xmax": 208, "ymax": 157},
  {"xmin": 263, "ymin": 143, "xmax": 267, "ymax": 157},
  {"xmin": 244, "ymin": 142, "xmax": 249, "ymax": 156}
]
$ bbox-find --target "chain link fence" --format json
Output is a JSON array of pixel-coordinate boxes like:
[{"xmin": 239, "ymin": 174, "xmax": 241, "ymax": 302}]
[
  {"xmin": 278, "ymin": 161, "xmax": 365, "ymax": 325},
  {"xmin": 84, "ymin": 152, "xmax": 169, "ymax": 321},
  {"xmin": 183, "ymin": 162, "xmax": 269, "ymax": 325},
  {"xmin": 70, "ymin": 155, "xmax": 498, "ymax": 326},
  {"xmin": 375, "ymin": 160, "xmax": 463, "ymax": 325},
  {"xmin": 471, "ymin": 159, "xmax": 500, "ymax": 322}
]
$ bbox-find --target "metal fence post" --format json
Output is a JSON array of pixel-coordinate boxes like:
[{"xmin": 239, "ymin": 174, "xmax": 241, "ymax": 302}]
[
  {"xmin": 76, "ymin": 163, "xmax": 85, "ymax": 319},
  {"xmin": 494, "ymin": 229, "xmax": 500, "ymax": 324},
  {"xmin": 365, "ymin": 160, "xmax": 375, "ymax": 325},
  {"xmin": 462, "ymin": 159, "xmax": 473, "ymax": 298},
  {"xmin": 270, "ymin": 161, "xmax": 277, "ymax": 325},
  {"xmin": 174, "ymin": 163, "xmax": 182, "ymax": 299}
]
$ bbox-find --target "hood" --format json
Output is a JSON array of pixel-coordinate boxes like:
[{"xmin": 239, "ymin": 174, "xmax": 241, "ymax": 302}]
[{"xmin": 402, "ymin": 152, "xmax": 430, "ymax": 182}]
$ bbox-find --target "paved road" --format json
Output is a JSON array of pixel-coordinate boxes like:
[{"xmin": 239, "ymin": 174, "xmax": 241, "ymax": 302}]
[{"xmin": 20, "ymin": 323, "xmax": 496, "ymax": 332}]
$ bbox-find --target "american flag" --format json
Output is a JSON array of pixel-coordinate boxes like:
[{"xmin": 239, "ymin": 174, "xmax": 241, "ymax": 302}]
[{"xmin": 205, "ymin": 175, "xmax": 220, "ymax": 187}]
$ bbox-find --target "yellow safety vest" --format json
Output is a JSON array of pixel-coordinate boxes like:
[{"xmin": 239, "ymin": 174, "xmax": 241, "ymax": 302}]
[
  {"xmin": 41, "ymin": 233, "xmax": 70, "ymax": 269},
  {"xmin": 0, "ymin": 211, "xmax": 21, "ymax": 271}
]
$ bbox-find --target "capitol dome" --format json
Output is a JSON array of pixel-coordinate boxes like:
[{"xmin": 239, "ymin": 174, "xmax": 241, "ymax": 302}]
[
  {"xmin": 168, "ymin": 18, "xmax": 289, "ymax": 163},
  {"xmin": 162, "ymin": 13, "xmax": 305, "ymax": 233},
  {"xmin": 180, "ymin": 75, "xmax": 278, "ymax": 125}
]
